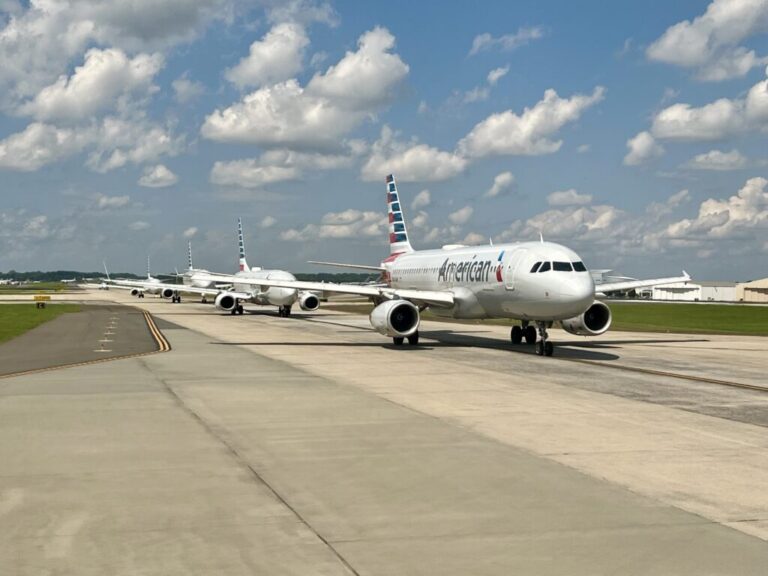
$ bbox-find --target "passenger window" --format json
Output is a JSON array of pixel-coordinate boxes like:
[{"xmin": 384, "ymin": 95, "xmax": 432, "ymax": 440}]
[
  {"xmin": 553, "ymin": 262, "xmax": 573, "ymax": 271},
  {"xmin": 572, "ymin": 261, "xmax": 587, "ymax": 272},
  {"xmin": 539, "ymin": 262, "xmax": 551, "ymax": 272},
  {"xmin": 530, "ymin": 262, "xmax": 542, "ymax": 273}
]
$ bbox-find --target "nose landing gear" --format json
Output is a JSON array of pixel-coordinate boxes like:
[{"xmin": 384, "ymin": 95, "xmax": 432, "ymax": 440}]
[{"xmin": 535, "ymin": 321, "xmax": 554, "ymax": 357}]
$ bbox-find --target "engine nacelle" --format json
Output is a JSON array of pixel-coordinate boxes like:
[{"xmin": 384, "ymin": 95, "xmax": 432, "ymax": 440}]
[
  {"xmin": 130, "ymin": 288, "xmax": 141, "ymax": 297},
  {"xmin": 298, "ymin": 291, "xmax": 320, "ymax": 311},
  {"xmin": 369, "ymin": 300, "xmax": 420, "ymax": 337},
  {"xmin": 560, "ymin": 301, "xmax": 612, "ymax": 336},
  {"xmin": 215, "ymin": 292, "xmax": 238, "ymax": 312},
  {"xmin": 161, "ymin": 287, "xmax": 175, "ymax": 299}
]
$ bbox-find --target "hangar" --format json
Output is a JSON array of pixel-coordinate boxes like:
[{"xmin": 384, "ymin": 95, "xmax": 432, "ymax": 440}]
[
  {"xmin": 652, "ymin": 281, "xmax": 737, "ymax": 302},
  {"xmin": 736, "ymin": 278, "xmax": 768, "ymax": 303}
]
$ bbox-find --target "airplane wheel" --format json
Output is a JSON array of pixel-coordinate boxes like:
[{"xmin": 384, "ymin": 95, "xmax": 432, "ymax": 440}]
[
  {"xmin": 407, "ymin": 331, "xmax": 419, "ymax": 346},
  {"xmin": 284, "ymin": 306, "xmax": 291, "ymax": 317},
  {"xmin": 536, "ymin": 341, "xmax": 544, "ymax": 356},
  {"xmin": 393, "ymin": 337, "xmax": 404, "ymax": 346},
  {"xmin": 201, "ymin": 298, "xmax": 207, "ymax": 304},
  {"xmin": 510, "ymin": 326, "xmax": 523, "ymax": 344},
  {"xmin": 230, "ymin": 309, "xmax": 237, "ymax": 315},
  {"xmin": 544, "ymin": 341, "xmax": 554, "ymax": 357},
  {"xmin": 237, "ymin": 305, "xmax": 244, "ymax": 315},
  {"xmin": 524, "ymin": 325, "xmax": 536, "ymax": 344}
]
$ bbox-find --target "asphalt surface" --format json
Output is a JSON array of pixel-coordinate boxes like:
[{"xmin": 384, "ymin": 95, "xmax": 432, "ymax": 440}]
[{"xmin": 0, "ymin": 304, "xmax": 160, "ymax": 377}]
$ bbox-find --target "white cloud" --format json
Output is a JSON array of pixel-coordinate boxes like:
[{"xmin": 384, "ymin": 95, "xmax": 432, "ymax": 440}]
[
  {"xmin": 457, "ymin": 86, "xmax": 605, "ymax": 157},
  {"xmin": 462, "ymin": 232, "xmax": 485, "ymax": 245},
  {"xmin": 0, "ymin": 122, "xmax": 88, "ymax": 171},
  {"xmin": 485, "ymin": 171, "xmax": 514, "ymax": 198},
  {"xmin": 97, "ymin": 194, "xmax": 130, "ymax": 209},
  {"xmin": 646, "ymin": 0, "xmax": 768, "ymax": 81},
  {"xmin": 361, "ymin": 126, "xmax": 468, "ymax": 182},
  {"xmin": 448, "ymin": 205, "xmax": 473, "ymax": 225},
  {"xmin": 210, "ymin": 159, "xmax": 298, "ymax": 189},
  {"xmin": 225, "ymin": 22, "xmax": 308, "ymax": 88},
  {"xmin": 469, "ymin": 27, "xmax": 544, "ymax": 56},
  {"xmin": 18, "ymin": 48, "xmax": 163, "ymax": 122},
  {"xmin": 280, "ymin": 209, "xmax": 385, "ymax": 241},
  {"xmin": 577, "ymin": 144, "xmax": 590, "ymax": 153},
  {"xmin": 172, "ymin": 74, "xmax": 204, "ymax": 103},
  {"xmin": 138, "ymin": 164, "xmax": 178, "ymax": 187},
  {"xmin": 183, "ymin": 226, "xmax": 198, "ymax": 238},
  {"xmin": 463, "ymin": 86, "xmax": 490, "ymax": 103},
  {"xmin": 128, "ymin": 220, "xmax": 150, "ymax": 231},
  {"xmin": 547, "ymin": 189, "xmax": 593, "ymax": 206},
  {"xmin": 260, "ymin": 216, "xmax": 276, "ymax": 228},
  {"xmin": 411, "ymin": 189, "xmax": 431, "ymax": 209},
  {"xmin": 487, "ymin": 65, "xmax": 509, "ymax": 86},
  {"xmin": 685, "ymin": 149, "xmax": 748, "ymax": 171},
  {"xmin": 623, "ymin": 131, "xmax": 664, "ymax": 165},
  {"xmin": 202, "ymin": 27, "xmax": 409, "ymax": 149},
  {"xmin": 417, "ymin": 100, "xmax": 428, "ymax": 114}
]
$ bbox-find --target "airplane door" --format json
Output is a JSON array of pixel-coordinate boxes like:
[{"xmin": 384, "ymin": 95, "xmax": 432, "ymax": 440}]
[{"xmin": 505, "ymin": 249, "xmax": 528, "ymax": 291}]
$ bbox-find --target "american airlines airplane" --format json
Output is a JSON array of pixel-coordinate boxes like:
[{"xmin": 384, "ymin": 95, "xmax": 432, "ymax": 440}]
[
  {"xmin": 105, "ymin": 256, "xmax": 163, "ymax": 298},
  {"xmin": 123, "ymin": 219, "xmax": 322, "ymax": 316},
  {"xmin": 192, "ymin": 175, "xmax": 689, "ymax": 356}
]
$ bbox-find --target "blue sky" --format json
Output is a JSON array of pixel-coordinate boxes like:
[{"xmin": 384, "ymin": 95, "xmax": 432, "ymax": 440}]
[{"xmin": 1, "ymin": 0, "xmax": 768, "ymax": 280}]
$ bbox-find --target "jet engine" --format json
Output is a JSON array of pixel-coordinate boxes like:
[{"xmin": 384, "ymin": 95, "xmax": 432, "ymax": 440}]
[
  {"xmin": 161, "ymin": 287, "xmax": 175, "ymax": 299},
  {"xmin": 298, "ymin": 291, "xmax": 320, "ymax": 311},
  {"xmin": 215, "ymin": 292, "xmax": 237, "ymax": 312},
  {"xmin": 369, "ymin": 299, "xmax": 420, "ymax": 337},
  {"xmin": 130, "ymin": 288, "xmax": 141, "ymax": 297},
  {"xmin": 560, "ymin": 301, "xmax": 612, "ymax": 336}
]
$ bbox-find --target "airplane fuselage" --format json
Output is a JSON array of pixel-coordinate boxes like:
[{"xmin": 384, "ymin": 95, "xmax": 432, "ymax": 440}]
[
  {"xmin": 234, "ymin": 269, "xmax": 298, "ymax": 306},
  {"xmin": 384, "ymin": 241, "xmax": 595, "ymax": 321}
]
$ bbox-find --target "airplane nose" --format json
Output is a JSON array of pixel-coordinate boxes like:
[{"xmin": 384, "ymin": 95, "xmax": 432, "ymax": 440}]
[{"xmin": 560, "ymin": 276, "xmax": 595, "ymax": 306}]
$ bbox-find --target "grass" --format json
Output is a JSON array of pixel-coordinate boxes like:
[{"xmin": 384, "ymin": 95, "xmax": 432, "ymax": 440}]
[
  {"xmin": 0, "ymin": 304, "xmax": 81, "ymax": 344},
  {"xmin": 322, "ymin": 301, "xmax": 768, "ymax": 336},
  {"xmin": 0, "ymin": 282, "xmax": 72, "ymax": 293}
]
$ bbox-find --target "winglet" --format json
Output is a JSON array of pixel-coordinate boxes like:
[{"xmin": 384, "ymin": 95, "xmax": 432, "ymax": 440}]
[{"xmin": 682, "ymin": 270, "xmax": 691, "ymax": 282}]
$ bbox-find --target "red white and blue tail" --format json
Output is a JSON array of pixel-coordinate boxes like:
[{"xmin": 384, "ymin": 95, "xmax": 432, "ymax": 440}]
[
  {"xmin": 386, "ymin": 174, "xmax": 413, "ymax": 255},
  {"xmin": 238, "ymin": 218, "xmax": 250, "ymax": 272}
]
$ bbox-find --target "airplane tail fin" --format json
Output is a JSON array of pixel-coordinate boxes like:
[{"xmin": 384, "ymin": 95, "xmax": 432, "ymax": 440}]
[
  {"xmin": 103, "ymin": 260, "xmax": 111, "ymax": 282},
  {"xmin": 147, "ymin": 255, "xmax": 151, "ymax": 279},
  {"xmin": 187, "ymin": 242, "xmax": 193, "ymax": 270},
  {"xmin": 386, "ymin": 174, "xmax": 414, "ymax": 255},
  {"xmin": 238, "ymin": 218, "xmax": 250, "ymax": 272}
]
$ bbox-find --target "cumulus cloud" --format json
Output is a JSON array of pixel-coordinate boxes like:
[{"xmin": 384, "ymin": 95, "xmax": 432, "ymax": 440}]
[
  {"xmin": 360, "ymin": 126, "xmax": 468, "ymax": 182},
  {"xmin": 0, "ymin": 122, "xmax": 89, "ymax": 171},
  {"xmin": 487, "ymin": 65, "xmax": 509, "ymax": 86},
  {"xmin": 646, "ymin": 0, "xmax": 768, "ymax": 81},
  {"xmin": 172, "ymin": 74, "xmax": 204, "ymax": 103},
  {"xmin": 225, "ymin": 22, "xmax": 308, "ymax": 88},
  {"xmin": 18, "ymin": 48, "xmax": 163, "ymax": 122},
  {"xmin": 547, "ymin": 189, "xmax": 593, "ymax": 206},
  {"xmin": 183, "ymin": 226, "xmax": 198, "ymax": 238},
  {"xmin": 138, "ymin": 164, "xmax": 178, "ymax": 187},
  {"xmin": 623, "ymin": 131, "xmax": 664, "ymax": 165},
  {"xmin": 469, "ymin": 27, "xmax": 544, "ymax": 56},
  {"xmin": 280, "ymin": 209, "xmax": 385, "ymax": 241},
  {"xmin": 210, "ymin": 159, "xmax": 298, "ymax": 188},
  {"xmin": 462, "ymin": 232, "xmax": 485, "ymax": 245},
  {"xmin": 411, "ymin": 189, "xmax": 431, "ymax": 209},
  {"xmin": 128, "ymin": 220, "xmax": 150, "ymax": 231},
  {"xmin": 457, "ymin": 86, "xmax": 605, "ymax": 157},
  {"xmin": 463, "ymin": 65, "xmax": 509, "ymax": 103},
  {"xmin": 485, "ymin": 171, "xmax": 514, "ymax": 198},
  {"xmin": 97, "ymin": 194, "xmax": 130, "ymax": 209},
  {"xmin": 448, "ymin": 205, "xmax": 474, "ymax": 225},
  {"xmin": 260, "ymin": 216, "xmax": 276, "ymax": 228},
  {"xmin": 202, "ymin": 27, "xmax": 408, "ymax": 149},
  {"xmin": 684, "ymin": 149, "xmax": 748, "ymax": 171}
]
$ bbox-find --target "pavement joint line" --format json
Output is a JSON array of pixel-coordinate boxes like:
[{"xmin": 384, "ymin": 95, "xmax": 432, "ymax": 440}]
[{"xmin": 0, "ymin": 310, "xmax": 171, "ymax": 381}]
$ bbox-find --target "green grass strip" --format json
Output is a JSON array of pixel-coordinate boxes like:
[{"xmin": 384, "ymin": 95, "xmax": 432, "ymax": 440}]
[{"xmin": 0, "ymin": 303, "xmax": 82, "ymax": 344}]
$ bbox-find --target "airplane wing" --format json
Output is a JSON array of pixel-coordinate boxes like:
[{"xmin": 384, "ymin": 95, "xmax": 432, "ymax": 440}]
[
  {"xmin": 596, "ymin": 271, "xmax": 691, "ymax": 294},
  {"xmin": 106, "ymin": 278, "xmax": 251, "ymax": 299},
  {"xmin": 192, "ymin": 273, "xmax": 455, "ymax": 308},
  {"xmin": 307, "ymin": 260, "xmax": 386, "ymax": 272}
]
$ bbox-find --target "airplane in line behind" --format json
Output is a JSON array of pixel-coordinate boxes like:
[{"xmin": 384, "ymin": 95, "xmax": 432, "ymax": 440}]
[
  {"xmin": 102, "ymin": 256, "xmax": 163, "ymax": 297},
  {"xmin": 192, "ymin": 174, "xmax": 690, "ymax": 357},
  {"xmin": 111, "ymin": 218, "xmax": 322, "ymax": 316}
]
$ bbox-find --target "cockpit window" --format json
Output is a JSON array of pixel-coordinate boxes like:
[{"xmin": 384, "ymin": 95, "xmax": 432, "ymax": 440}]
[
  {"xmin": 572, "ymin": 261, "xmax": 587, "ymax": 272},
  {"xmin": 553, "ymin": 261, "xmax": 573, "ymax": 272},
  {"xmin": 530, "ymin": 262, "xmax": 542, "ymax": 273},
  {"xmin": 539, "ymin": 262, "xmax": 551, "ymax": 272}
]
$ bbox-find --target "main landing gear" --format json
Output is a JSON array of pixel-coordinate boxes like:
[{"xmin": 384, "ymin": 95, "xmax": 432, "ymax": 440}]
[
  {"xmin": 171, "ymin": 294, "xmax": 182, "ymax": 303},
  {"xmin": 201, "ymin": 296, "xmax": 208, "ymax": 304},
  {"xmin": 392, "ymin": 331, "xmax": 419, "ymax": 346},
  {"xmin": 277, "ymin": 305, "xmax": 292, "ymax": 317},
  {"xmin": 230, "ymin": 304, "xmax": 244, "ymax": 315},
  {"xmin": 510, "ymin": 321, "xmax": 553, "ymax": 356}
]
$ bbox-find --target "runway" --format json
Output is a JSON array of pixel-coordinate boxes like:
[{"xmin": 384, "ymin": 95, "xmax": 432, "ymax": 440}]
[{"xmin": 1, "ymin": 290, "xmax": 767, "ymax": 575}]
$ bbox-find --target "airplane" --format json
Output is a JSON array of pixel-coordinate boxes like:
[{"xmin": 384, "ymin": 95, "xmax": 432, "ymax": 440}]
[
  {"xmin": 189, "ymin": 174, "xmax": 690, "ymax": 357},
  {"xmin": 104, "ymin": 256, "xmax": 163, "ymax": 298},
  {"xmin": 121, "ymin": 218, "xmax": 322, "ymax": 316}
]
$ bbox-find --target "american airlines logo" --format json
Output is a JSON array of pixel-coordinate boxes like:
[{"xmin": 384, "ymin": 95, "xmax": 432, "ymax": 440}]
[{"xmin": 437, "ymin": 258, "xmax": 495, "ymax": 283}]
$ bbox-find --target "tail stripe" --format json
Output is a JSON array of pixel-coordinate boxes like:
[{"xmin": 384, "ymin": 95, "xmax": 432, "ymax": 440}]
[{"xmin": 385, "ymin": 174, "xmax": 413, "ymax": 255}]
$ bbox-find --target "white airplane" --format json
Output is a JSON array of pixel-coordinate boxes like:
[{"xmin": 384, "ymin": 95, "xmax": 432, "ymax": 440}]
[
  {"xmin": 178, "ymin": 242, "xmax": 218, "ymax": 290},
  {"xmin": 103, "ymin": 256, "xmax": 165, "ymax": 297},
  {"xmin": 191, "ymin": 174, "xmax": 690, "ymax": 356},
  {"xmin": 128, "ymin": 219, "xmax": 322, "ymax": 316}
]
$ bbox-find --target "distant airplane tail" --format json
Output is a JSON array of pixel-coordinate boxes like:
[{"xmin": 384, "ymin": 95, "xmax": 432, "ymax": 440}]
[
  {"xmin": 238, "ymin": 217, "xmax": 250, "ymax": 272},
  {"xmin": 146, "ymin": 255, "xmax": 151, "ymax": 279},
  {"xmin": 187, "ymin": 242, "xmax": 194, "ymax": 271},
  {"xmin": 386, "ymin": 174, "xmax": 414, "ymax": 255}
]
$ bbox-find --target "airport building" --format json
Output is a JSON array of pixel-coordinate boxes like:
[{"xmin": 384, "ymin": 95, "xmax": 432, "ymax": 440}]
[
  {"xmin": 736, "ymin": 278, "xmax": 768, "ymax": 303},
  {"xmin": 652, "ymin": 281, "xmax": 737, "ymax": 302}
]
